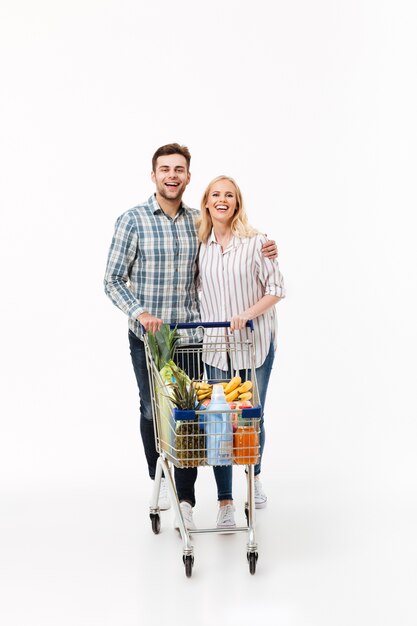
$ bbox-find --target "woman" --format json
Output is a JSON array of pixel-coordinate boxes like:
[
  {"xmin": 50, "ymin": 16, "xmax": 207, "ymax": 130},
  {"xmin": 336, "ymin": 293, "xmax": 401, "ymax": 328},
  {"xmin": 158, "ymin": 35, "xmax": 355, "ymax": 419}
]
[{"xmin": 197, "ymin": 175, "xmax": 285, "ymax": 528}]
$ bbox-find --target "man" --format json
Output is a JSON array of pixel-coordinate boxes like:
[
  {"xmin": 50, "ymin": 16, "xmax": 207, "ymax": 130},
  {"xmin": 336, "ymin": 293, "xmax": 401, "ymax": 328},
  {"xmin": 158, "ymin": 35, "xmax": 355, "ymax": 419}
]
[{"xmin": 104, "ymin": 143, "xmax": 276, "ymax": 529}]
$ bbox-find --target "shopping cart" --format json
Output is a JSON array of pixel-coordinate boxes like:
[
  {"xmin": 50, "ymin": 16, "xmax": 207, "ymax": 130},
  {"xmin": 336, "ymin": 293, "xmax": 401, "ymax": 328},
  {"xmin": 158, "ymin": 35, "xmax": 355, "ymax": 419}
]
[{"xmin": 144, "ymin": 321, "xmax": 262, "ymax": 577}]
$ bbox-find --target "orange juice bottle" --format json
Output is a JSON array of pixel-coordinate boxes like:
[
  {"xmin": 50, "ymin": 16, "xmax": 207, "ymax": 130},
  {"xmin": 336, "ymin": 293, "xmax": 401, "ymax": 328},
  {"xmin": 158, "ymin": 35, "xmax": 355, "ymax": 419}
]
[{"xmin": 233, "ymin": 420, "xmax": 259, "ymax": 465}]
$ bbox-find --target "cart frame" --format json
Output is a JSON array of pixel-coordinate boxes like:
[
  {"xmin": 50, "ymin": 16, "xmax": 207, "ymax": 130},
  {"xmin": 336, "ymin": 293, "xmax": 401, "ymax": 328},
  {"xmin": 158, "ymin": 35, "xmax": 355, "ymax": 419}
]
[{"xmin": 144, "ymin": 321, "xmax": 261, "ymax": 577}]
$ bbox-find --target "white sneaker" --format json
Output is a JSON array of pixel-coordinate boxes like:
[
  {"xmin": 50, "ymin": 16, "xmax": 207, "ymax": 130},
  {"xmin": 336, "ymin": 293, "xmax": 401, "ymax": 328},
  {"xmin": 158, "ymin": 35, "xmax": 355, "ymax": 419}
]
[
  {"xmin": 254, "ymin": 478, "xmax": 267, "ymax": 509},
  {"xmin": 157, "ymin": 478, "xmax": 171, "ymax": 510},
  {"xmin": 174, "ymin": 501, "xmax": 196, "ymax": 531},
  {"xmin": 216, "ymin": 504, "xmax": 236, "ymax": 528}
]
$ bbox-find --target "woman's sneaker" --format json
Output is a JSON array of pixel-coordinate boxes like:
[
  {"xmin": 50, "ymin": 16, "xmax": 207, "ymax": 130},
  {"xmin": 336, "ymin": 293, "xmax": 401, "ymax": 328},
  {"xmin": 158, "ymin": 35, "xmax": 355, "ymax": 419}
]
[
  {"xmin": 174, "ymin": 501, "xmax": 196, "ymax": 531},
  {"xmin": 216, "ymin": 504, "xmax": 236, "ymax": 528},
  {"xmin": 254, "ymin": 478, "xmax": 267, "ymax": 509}
]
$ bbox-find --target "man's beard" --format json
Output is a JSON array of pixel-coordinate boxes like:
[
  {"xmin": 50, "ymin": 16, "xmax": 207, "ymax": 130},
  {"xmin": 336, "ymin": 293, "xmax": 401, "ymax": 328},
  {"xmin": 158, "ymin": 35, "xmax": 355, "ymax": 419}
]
[{"xmin": 158, "ymin": 184, "xmax": 183, "ymax": 201}]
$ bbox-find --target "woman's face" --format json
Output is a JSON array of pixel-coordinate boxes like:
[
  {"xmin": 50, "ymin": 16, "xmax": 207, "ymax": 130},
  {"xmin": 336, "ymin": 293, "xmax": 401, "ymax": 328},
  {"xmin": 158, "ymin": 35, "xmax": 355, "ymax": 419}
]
[{"xmin": 205, "ymin": 179, "xmax": 237, "ymax": 228}]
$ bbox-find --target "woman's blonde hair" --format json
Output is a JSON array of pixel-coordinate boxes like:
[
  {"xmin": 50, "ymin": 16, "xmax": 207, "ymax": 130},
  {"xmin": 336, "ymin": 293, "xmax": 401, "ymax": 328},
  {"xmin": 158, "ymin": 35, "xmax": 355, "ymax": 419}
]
[{"xmin": 197, "ymin": 175, "xmax": 259, "ymax": 243}]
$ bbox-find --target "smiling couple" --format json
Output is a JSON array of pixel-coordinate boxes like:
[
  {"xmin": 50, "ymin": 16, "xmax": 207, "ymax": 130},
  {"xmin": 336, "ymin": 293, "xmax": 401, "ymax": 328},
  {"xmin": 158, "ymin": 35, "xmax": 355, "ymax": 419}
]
[{"xmin": 104, "ymin": 143, "xmax": 285, "ymax": 530}]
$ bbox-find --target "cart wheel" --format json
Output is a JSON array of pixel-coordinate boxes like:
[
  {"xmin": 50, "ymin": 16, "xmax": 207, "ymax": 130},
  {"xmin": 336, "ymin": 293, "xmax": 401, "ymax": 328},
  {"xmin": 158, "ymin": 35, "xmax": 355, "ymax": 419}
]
[
  {"xmin": 247, "ymin": 551, "xmax": 258, "ymax": 575},
  {"xmin": 150, "ymin": 513, "xmax": 160, "ymax": 534},
  {"xmin": 183, "ymin": 554, "xmax": 194, "ymax": 578}
]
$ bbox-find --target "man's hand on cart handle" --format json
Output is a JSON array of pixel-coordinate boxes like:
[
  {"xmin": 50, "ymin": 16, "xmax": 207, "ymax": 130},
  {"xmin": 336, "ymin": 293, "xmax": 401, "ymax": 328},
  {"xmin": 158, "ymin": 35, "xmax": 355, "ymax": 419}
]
[
  {"xmin": 138, "ymin": 312, "xmax": 164, "ymax": 333},
  {"xmin": 262, "ymin": 238, "xmax": 278, "ymax": 260}
]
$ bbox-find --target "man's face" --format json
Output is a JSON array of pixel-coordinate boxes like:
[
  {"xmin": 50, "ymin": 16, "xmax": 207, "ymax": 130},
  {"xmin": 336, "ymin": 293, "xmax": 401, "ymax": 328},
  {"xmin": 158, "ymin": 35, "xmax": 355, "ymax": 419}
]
[{"xmin": 151, "ymin": 154, "xmax": 191, "ymax": 202}]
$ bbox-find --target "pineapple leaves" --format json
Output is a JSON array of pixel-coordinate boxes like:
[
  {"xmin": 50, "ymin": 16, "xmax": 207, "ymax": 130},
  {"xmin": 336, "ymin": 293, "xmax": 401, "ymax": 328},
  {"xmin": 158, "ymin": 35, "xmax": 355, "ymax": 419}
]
[
  {"xmin": 148, "ymin": 324, "xmax": 180, "ymax": 371},
  {"xmin": 160, "ymin": 361, "xmax": 201, "ymax": 411},
  {"xmin": 149, "ymin": 326, "xmax": 201, "ymax": 412},
  {"xmin": 167, "ymin": 377, "xmax": 202, "ymax": 411}
]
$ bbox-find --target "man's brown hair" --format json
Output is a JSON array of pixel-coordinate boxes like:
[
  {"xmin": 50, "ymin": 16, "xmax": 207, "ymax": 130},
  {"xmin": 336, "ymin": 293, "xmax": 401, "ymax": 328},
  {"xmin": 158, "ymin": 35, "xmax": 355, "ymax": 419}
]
[{"xmin": 152, "ymin": 143, "xmax": 191, "ymax": 172}]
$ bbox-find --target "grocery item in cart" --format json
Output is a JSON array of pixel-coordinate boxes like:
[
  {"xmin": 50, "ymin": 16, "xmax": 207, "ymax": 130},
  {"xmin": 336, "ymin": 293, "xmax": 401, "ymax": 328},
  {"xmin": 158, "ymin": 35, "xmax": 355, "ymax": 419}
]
[
  {"xmin": 206, "ymin": 384, "xmax": 233, "ymax": 465},
  {"xmin": 233, "ymin": 418, "xmax": 259, "ymax": 465},
  {"xmin": 155, "ymin": 360, "xmax": 196, "ymax": 454},
  {"xmin": 229, "ymin": 399, "xmax": 253, "ymax": 432},
  {"xmin": 174, "ymin": 413, "xmax": 206, "ymax": 468},
  {"xmin": 147, "ymin": 326, "xmax": 182, "ymax": 454}
]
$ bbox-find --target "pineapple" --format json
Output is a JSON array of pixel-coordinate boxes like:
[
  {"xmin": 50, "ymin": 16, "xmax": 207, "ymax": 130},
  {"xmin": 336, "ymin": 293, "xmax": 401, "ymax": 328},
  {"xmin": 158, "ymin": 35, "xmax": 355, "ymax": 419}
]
[
  {"xmin": 175, "ymin": 420, "xmax": 206, "ymax": 468},
  {"xmin": 169, "ymin": 377, "xmax": 206, "ymax": 467}
]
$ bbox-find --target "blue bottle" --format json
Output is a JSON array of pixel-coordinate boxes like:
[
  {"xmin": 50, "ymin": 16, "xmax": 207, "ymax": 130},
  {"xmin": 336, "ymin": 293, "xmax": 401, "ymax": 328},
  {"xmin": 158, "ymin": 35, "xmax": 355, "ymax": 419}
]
[{"xmin": 206, "ymin": 384, "xmax": 233, "ymax": 465}]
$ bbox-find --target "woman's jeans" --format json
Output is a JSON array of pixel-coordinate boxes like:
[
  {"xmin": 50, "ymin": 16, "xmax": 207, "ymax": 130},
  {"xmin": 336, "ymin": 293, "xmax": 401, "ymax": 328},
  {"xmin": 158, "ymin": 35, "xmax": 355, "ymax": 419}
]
[
  {"xmin": 128, "ymin": 330, "xmax": 199, "ymax": 506},
  {"xmin": 205, "ymin": 342, "xmax": 275, "ymax": 500}
]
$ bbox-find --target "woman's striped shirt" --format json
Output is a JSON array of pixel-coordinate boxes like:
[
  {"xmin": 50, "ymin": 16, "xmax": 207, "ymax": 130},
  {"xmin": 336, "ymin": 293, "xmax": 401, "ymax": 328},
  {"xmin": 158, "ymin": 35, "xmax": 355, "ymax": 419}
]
[{"xmin": 198, "ymin": 231, "xmax": 285, "ymax": 371}]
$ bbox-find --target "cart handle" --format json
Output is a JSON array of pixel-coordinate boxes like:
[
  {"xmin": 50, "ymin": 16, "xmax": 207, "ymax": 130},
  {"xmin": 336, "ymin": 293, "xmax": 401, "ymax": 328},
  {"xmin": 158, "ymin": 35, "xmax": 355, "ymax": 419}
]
[
  {"xmin": 169, "ymin": 321, "xmax": 254, "ymax": 331},
  {"xmin": 140, "ymin": 320, "xmax": 254, "ymax": 335}
]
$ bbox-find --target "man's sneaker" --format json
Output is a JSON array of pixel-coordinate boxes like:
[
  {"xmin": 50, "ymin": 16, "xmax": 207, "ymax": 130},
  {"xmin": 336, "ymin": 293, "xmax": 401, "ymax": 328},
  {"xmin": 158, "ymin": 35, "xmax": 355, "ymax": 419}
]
[
  {"xmin": 174, "ymin": 501, "xmax": 196, "ymax": 531},
  {"xmin": 254, "ymin": 478, "xmax": 267, "ymax": 509},
  {"xmin": 157, "ymin": 478, "xmax": 171, "ymax": 510},
  {"xmin": 216, "ymin": 504, "xmax": 236, "ymax": 529}
]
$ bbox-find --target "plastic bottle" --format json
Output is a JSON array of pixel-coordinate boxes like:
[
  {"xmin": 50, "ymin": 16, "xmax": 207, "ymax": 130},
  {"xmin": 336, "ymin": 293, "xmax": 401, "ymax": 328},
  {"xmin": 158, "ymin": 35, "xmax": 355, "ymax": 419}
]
[{"xmin": 205, "ymin": 384, "xmax": 233, "ymax": 465}]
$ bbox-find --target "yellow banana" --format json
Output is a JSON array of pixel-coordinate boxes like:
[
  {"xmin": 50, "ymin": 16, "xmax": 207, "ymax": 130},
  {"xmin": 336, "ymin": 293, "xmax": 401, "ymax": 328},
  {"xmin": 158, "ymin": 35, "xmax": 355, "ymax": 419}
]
[
  {"xmin": 237, "ymin": 380, "xmax": 252, "ymax": 394},
  {"xmin": 238, "ymin": 391, "xmax": 252, "ymax": 401},
  {"xmin": 194, "ymin": 382, "xmax": 211, "ymax": 391},
  {"xmin": 226, "ymin": 389, "xmax": 240, "ymax": 402},
  {"xmin": 197, "ymin": 390, "xmax": 212, "ymax": 400},
  {"xmin": 224, "ymin": 376, "xmax": 241, "ymax": 395}
]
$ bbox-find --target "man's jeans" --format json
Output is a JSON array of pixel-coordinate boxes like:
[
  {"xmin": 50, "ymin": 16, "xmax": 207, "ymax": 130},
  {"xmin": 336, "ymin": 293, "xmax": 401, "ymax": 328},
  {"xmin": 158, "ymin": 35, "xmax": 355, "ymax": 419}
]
[{"xmin": 128, "ymin": 330, "xmax": 198, "ymax": 506}]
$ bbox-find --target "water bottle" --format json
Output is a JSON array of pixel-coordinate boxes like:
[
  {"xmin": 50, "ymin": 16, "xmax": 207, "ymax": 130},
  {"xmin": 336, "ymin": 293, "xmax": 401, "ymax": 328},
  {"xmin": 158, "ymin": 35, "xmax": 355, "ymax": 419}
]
[{"xmin": 206, "ymin": 384, "xmax": 233, "ymax": 465}]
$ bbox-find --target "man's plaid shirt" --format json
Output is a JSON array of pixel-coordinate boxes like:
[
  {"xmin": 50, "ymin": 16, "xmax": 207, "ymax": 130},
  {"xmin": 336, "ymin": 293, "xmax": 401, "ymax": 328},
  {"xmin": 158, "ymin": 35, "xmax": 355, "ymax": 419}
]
[{"xmin": 104, "ymin": 194, "xmax": 201, "ymax": 338}]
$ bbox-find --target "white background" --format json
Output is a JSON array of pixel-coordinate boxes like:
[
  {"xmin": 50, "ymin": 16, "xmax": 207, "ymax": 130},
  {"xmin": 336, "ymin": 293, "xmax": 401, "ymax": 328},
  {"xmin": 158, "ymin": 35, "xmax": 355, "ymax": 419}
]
[{"xmin": 1, "ymin": 1, "xmax": 417, "ymax": 624}]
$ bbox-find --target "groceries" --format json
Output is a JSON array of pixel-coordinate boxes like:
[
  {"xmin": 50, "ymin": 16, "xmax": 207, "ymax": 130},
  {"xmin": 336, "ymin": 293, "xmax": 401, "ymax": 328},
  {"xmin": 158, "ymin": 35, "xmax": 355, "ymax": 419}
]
[
  {"xmin": 174, "ymin": 384, "xmax": 259, "ymax": 468},
  {"xmin": 147, "ymin": 333, "xmax": 260, "ymax": 466},
  {"xmin": 193, "ymin": 379, "xmax": 253, "ymax": 403}
]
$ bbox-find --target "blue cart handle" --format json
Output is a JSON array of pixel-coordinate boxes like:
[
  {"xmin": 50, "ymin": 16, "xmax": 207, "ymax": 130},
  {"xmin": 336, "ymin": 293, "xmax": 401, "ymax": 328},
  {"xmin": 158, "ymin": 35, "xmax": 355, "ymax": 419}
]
[
  {"xmin": 169, "ymin": 321, "xmax": 254, "ymax": 331},
  {"xmin": 141, "ymin": 320, "xmax": 254, "ymax": 335}
]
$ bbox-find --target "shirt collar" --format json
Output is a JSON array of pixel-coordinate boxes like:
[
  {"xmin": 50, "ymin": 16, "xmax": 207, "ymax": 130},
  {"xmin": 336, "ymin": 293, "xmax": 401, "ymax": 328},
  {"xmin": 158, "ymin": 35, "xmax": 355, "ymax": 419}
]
[
  {"xmin": 208, "ymin": 229, "xmax": 248, "ymax": 249},
  {"xmin": 208, "ymin": 229, "xmax": 218, "ymax": 245},
  {"xmin": 149, "ymin": 194, "xmax": 190, "ymax": 218}
]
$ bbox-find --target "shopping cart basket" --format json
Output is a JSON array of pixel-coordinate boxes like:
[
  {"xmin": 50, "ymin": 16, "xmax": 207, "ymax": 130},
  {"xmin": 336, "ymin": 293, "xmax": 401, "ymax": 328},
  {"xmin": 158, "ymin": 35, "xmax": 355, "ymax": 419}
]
[{"xmin": 144, "ymin": 321, "xmax": 262, "ymax": 577}]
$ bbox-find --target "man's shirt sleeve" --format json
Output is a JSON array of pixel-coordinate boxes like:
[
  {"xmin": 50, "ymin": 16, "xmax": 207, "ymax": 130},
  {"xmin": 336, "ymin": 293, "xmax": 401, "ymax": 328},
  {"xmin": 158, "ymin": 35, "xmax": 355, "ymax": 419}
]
[
  {"xmin": 104, "ymin": 212, "xmax": 145, "ymax": 320},
  {"xmin": 256, "ymin": 236, "xmax": 286, "ymax": 298}
]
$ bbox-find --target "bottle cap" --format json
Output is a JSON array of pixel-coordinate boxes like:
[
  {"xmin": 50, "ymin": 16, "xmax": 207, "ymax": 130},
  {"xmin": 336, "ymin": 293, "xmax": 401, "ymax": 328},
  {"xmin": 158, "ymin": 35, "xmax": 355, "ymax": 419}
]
[{"xmin": 211, "ymin": 384, "xmax": 226, "ymax": 401}]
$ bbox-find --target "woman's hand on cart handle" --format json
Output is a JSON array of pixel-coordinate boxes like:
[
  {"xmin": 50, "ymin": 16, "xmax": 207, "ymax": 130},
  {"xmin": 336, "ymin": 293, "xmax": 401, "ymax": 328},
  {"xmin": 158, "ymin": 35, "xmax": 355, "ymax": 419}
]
[
  {"xmin": 230, "ymin": 314, "xmax": 251, "ymax": 331},
  {"xmin": 231, "ymin": 296, "xmax": 280, "ymax": 332},
  {"xmin": 262, "ymin": 238, "xmax": 278, "ymax": 260},
  {"xmin": 138, "ymin": 312, "xmax": 163, "ymax": 333}
]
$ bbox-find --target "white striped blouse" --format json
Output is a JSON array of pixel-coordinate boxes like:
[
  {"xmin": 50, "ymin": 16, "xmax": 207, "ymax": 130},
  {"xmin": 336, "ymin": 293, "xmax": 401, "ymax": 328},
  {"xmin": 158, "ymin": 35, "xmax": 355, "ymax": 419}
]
[{"xmin": 198, "ymin": 231, "xmax": 285, "ymax": 371}]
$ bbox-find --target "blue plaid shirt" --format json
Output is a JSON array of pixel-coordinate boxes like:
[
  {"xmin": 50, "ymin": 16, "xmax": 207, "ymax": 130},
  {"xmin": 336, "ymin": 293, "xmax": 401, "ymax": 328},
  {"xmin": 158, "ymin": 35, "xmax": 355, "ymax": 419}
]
[{"xmin": 104, "ymin": 194, "xmax": 201, "ymax": 338}]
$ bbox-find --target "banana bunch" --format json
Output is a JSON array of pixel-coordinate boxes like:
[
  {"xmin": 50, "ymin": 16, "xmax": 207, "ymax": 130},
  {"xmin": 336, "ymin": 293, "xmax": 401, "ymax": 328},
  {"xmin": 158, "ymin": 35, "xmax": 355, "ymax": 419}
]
[
  {"xmin": 224, "ymin": 377, "xmax": 253, "ymax": 402},
  {"xmin": 193, "ymin": 382, "xmax": 212, "ymax": 402},
  {"xmin": 193, "ymin": 378, "xmax": 253, "ymax": 403}
]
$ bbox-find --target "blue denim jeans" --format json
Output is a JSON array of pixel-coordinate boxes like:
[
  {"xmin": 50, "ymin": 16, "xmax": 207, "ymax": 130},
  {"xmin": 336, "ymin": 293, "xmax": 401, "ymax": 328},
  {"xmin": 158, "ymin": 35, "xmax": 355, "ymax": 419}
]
[
  {"xmin": 205, "ymin": 341, "xmax": 275, "ymax": 498},
  {"xmin": 128, "ymin": 331, "xmax": 199, "ymax": 506}
]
